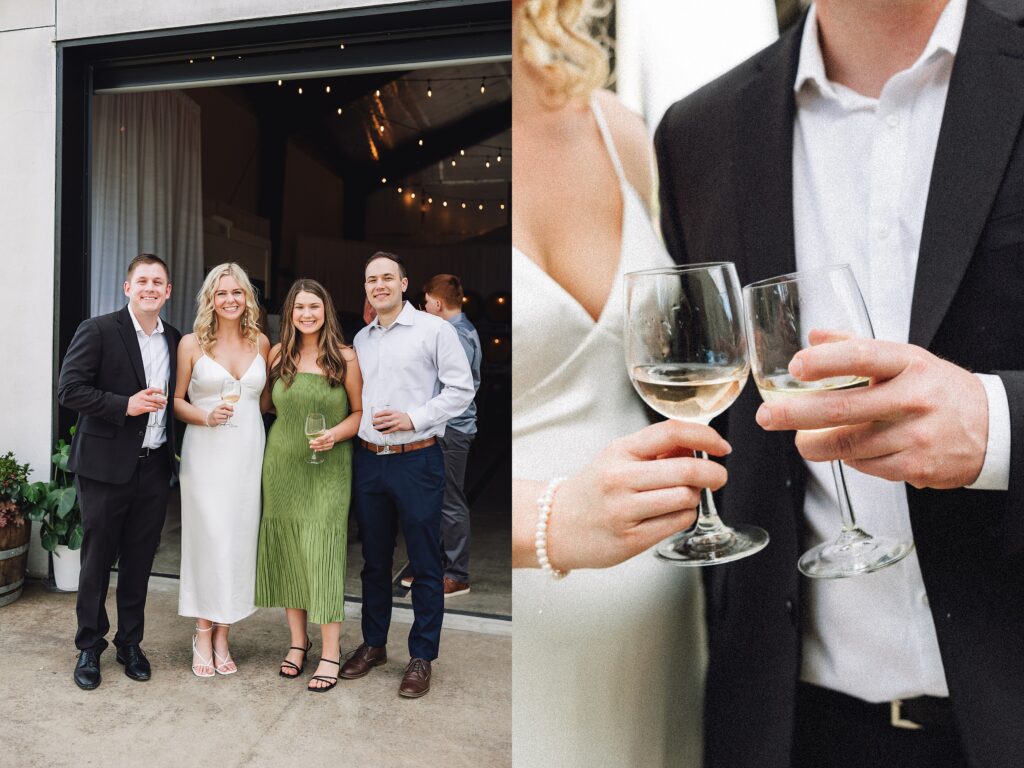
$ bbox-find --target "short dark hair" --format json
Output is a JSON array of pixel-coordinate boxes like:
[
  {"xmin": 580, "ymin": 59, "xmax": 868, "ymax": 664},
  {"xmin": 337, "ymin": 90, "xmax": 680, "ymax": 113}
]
[
  {"xmin": 365, "ymin": 251, "xmax": 406, "ymax": 279},
  {"xmin": 126, "ymin": 253, "xmax": 171, "ymax": 282},
  {"xmin": 422, "ymin": 274, "xmax": 463, "ymax": 309}
]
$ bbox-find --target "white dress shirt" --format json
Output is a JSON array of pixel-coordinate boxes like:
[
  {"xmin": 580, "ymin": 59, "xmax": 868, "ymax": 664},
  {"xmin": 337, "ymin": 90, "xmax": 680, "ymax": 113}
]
[
  {"xmin": 793, "ymin": 0, "xmax": 1011, "ymax": 703},
  {"xmin": 353, "ymin": 301, "xmax": 475, "ymax": 444},
  {"xmin": 127, "ymin": 303, "xmax": 170, "ymax": 449}
]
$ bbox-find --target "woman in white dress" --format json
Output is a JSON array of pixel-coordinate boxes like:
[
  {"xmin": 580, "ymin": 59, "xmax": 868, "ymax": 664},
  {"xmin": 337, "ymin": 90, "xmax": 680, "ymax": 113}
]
[
  {"xmin": 173, "ymin": 263, "xmax": 269, "ymax": 677},
  {"xmin": 512, "ymin": 2, "xmax": 731, "ymax": 765}
]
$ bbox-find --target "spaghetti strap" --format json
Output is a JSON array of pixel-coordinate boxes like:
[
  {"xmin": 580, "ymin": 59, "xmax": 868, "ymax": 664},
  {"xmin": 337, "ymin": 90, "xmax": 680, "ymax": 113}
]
[{"xmin": 590, "ymin": 94, "xmax": 628, "ymax": 186}]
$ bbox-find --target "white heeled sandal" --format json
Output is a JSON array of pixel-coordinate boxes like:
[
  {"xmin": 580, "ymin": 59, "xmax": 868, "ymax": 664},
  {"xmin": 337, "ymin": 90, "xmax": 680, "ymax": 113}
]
[
  {"xmin": 212, "ymin": 622, "xmax": 237, "ymax": 675},
  {"xmin": 192, "ymin": 625, "xmax": 215, "ymax": 678}
]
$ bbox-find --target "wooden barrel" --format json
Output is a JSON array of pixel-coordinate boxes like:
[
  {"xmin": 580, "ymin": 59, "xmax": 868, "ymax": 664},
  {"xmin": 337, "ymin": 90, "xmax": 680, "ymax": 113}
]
[{"xmin": 0, "ymin": 521, "xmax": 30, "ymax": 607}]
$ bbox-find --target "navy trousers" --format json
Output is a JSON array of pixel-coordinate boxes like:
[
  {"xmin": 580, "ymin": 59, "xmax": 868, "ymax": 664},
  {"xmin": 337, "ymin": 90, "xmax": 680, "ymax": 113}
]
[{"xmin": 353, "ymin": 442, "xmax": 446, "ymax": 660}]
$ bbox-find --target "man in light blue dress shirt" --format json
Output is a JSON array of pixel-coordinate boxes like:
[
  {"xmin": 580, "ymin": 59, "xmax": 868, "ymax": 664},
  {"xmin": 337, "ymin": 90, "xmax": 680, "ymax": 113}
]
[
  {"xmin": 340, "ymin": 252, "xmax": 475, "ymax": 698},
  {"xmin": 420, "ymin": 274, "xmax": 482, "ymax": 598}
]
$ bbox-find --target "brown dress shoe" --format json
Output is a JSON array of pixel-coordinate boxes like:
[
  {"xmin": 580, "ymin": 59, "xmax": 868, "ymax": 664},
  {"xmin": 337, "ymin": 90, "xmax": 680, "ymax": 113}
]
[
  {"xmin": 443, "ymin": 577, "xmax": 470, "ymax": 598},
  {"xmin": 339, "ymin": 643, "xmax": 387, "ymax": 679},
  {"xmin": 399, "ymin": 658, "xmax": 432, "ymax": 698}
]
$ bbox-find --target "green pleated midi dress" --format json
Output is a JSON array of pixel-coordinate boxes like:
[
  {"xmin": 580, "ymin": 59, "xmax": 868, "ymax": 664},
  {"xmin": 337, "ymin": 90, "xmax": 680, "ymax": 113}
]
[{"xmin": 255, "ymin": 373, "xmax": 351, "ymax": 624}]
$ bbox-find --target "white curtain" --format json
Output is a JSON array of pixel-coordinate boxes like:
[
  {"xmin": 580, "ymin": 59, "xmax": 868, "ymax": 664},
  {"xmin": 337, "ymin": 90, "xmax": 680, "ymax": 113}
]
[
  {"xmin": 616, "ymin": 0, "xmax": 780, "ymax": 133},
  {"xmin": 90, "ymin": 90, "xmax": 204, "ymax": 332}
]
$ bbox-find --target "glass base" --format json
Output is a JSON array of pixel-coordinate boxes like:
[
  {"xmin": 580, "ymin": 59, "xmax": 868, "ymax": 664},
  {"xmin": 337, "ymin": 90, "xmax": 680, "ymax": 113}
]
[
  {"xmin": 306, "ymin": 454, "xmax": 324, "ymax": 465},
  {"xmin": 654, "ymin": 524, "xmax": 770, "ymax": 566},
  {"xmin": 798, "ymin": 528, "xmax": 913, "ymax": 579}
]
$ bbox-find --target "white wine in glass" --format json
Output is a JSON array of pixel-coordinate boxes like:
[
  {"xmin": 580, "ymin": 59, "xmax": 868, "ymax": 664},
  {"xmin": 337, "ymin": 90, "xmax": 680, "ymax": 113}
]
[
  {"xmin": 147, "ymin": 377, "xmax": 168, "ymax": 430},
  {"xmin": 220, "ymin": 379, "xmax": 242, "ymax": 428},
  {"xmin": 624, "ymin": 262, "xmax": 769, "ymax": 566},
  {"xmin": 305, "ymin": 412, "xmax": 327, "ymax": 465},
  {"xmin": 371, "ymin": 405, "xmax": 394, "ymax": 455},
  {"xmin": 743, "ymin": 263, "xmax": 914, "ymax": 578}
]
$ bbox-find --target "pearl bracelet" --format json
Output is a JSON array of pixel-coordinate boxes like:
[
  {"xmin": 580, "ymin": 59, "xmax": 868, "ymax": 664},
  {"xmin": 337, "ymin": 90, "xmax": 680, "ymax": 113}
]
[{"xmin": 535, "ymin": 477, "xmax": 569, "ymax": 579}]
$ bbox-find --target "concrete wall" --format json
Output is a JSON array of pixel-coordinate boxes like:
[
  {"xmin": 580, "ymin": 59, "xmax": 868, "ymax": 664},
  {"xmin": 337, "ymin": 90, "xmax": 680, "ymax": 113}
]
[
  {"xmin": 55, "ymin": 0, "xmax": 407, "ymax": 41},
  {"xmin": 0, "ymin": 12, "xmax": 57, "ymax": 479}
]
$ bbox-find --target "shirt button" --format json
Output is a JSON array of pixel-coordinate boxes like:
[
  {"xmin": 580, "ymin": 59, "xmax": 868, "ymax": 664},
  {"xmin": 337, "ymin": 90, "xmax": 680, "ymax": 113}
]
[
  {"xmin": 785, "ymin": 478, "xmax": 792, "ymax": 489},
  {"xmin": 885, "ymin": 113, "xmax": 900, "ymax": 128}
]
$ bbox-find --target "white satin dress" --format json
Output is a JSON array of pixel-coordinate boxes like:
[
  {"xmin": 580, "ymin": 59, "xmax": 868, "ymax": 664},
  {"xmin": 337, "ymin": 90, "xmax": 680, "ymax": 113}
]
[
  {"xmin": 512, "ymin": 99, "xmax": 706, "ymax": 767},
  {"xmin": 178, "ymin": 352, "xmax": 265, "ymax": 623}
]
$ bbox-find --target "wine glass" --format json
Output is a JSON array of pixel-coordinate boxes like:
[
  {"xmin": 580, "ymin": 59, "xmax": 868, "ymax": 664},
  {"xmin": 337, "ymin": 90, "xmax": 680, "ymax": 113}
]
[
  {"xmin": 371, "ymin": 405, "xmax": 394, "ymax": 455},
  {"xmin": 147, "ymin": 377, "xmax": 167, "ymax": 430},
  {"xmin": 743, "ymin": 263, "xmax": 914, "ymax": 578},
  {"xmin": 305, "ymin": 412, "xmax": 327, "ymax": 465},
  {"xmin": 624, "ymin": 262, "xmax": 769, "ymax": 565},
  {"xmin": 219, "ymin": 379, "xmax": 242, "ymax": 428}
]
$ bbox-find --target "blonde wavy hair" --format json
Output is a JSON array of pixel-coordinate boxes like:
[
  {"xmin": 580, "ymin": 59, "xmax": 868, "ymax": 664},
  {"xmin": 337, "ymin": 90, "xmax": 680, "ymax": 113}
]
[
  {"xmin": 516, "ymin": 0, "xmax": 612, "ymax": 105},
  {"xmin": 193, "ymin": 263, "xmax": 261, "ymax": 354}
]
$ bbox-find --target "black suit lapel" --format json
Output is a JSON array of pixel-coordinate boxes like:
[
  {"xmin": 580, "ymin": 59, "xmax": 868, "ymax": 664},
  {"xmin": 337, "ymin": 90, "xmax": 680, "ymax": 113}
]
[
  {"xmin": 736, "ymin": 16, "xmax": 805, "ymax": 284},
  {"xmin": 910, "ymin": 1, "xmax": 1024, "ymax": 348},
  {"xmin": 116, "ymin": 305, "xmax": 147, "ymax": 389}
]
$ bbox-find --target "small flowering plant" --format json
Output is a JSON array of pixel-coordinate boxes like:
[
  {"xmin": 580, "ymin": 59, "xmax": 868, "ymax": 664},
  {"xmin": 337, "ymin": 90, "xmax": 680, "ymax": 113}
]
[{"xmin": 0, "ymin": 452, "xmax": 32, "ymax": 529}]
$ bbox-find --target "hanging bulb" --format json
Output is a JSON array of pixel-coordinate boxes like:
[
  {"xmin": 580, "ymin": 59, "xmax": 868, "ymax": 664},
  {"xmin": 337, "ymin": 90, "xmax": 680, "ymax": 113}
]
[
  {"xmin": 500, "ymin": 203, "xmax": 506, "ymax": 210},
  {"xmin": 461, "ymin": 202, "xmax": 467, "ymax": 209},
  {"xmin": 443, "ymin": 200, "xmax": 448, "ymax": 207},
  {"xmin": 189, "ymin": 59, "xmax": 194, "ymax": 64},
  {"xmin": 397, "ymin": 186, "xmax": 403, "ymax": 193},
  {"xmin": 460, "ymin": 149, "xmax": 465, "ymax": 156},
  {"xmin": 277, "ymin": 79, "xmax": 282, "ymax": 86},
  {"xmin": 379, "ymin": 125, "xmax": 385, "ymax": 134},
  {"xmin": 480, "ymin": 78, "xmax": 486, "ymax": 94},
  {"xmin": 427, "ymin": 197, "xmax": 433, "ymax": 204},
  {"xmin": 381, "ymin": 177, "xmax": 387, "ymax": 184},
  {"xmin": 485, "ymin": 158, "xmax": 491, "ymax": 168},
  {"xmin": 427, "ymin": 81, "xmax": 433, "ymax": 98},
  {"xmin": 410, "ymin": 192, "xmax": 416, "ymax": 200},
  {"xmin": 496, "ymin": 152, "xmax": 502, "ymax": 162},
  {"xmin": 375, "ymin": 89, "xmax": 381, "ymax": 97},
  {"xmin": 451, "ymin": 159, "xmax": 457, "ymax": 167},
  {"xmin": 298, "ymin": 86, "xmax": 303, "ymax": 94},
  {"xmin": 337, "ymin": 107, "xmax": 343, "ymax": 115},
  {"xmin": 418, "ymin": 139, "xmax": 424, "ymax": 146},
  {"xmin": 478, "ymin": 203, "xmax": 484, "ymax": 211},
  {"xmin": 211, "ymin": 55, "xmax": 216, "ymax": 61},
  {"xmin": 339, "ymin": 43, "xmax": 345, "ymax": 50},
  {"xmin": 325, "ymin": 85, "xmax": 331, "ymax": 94}
]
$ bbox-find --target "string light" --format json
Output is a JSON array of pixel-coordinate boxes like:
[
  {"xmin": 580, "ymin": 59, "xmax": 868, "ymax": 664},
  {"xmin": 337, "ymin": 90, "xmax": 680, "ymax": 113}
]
[
  {"xmin": 480, "ymin": 78, "xmax": 486, "ymax": 94},
  {"xmin": 427, "ymin": 80, "xmax": 432, "ymax": 98},
  {"xmin": 485, "ymin": 158, "xmax": 491, "ymax": 168},
  {"xmin": 460, "ymin": 149, "xmax": 465, "ymax": 156},
  {"xmin": 210, "ymin": 55, "xmax": 216, "ymax": 61},
  {"xmin": 410, "ymin": 192, "xmax": 416, "ymax": 199},
  {"xmin": 381, "ymin": 177, "xmax": 387, "ymax": 184},
  {"xmin": 397, "ymin": 186, "xmax": 403, "ymax": 193},
  {"xmin": 298, "ymin": 86, "xmax": 303, "ymax": 94},
  {"xmin": 337, "ymin": 107, "xmax": 343, "ymax": 115},
  {"xmin": 379, "ymin": 125, "xmax": 384, "ymax": 134},
  {"xmin": 443, "ymin": 201, "xmax": 448, "ymax": 207},
  {"xmin": 277, "ymin": 79, "xmax": 282, "ymax": 86},
  {"xmin": 418, "ymin": 139, "xmax": 424, "ymax": 146},
  {"xmin": 500, "ymin": 203, "xmax": 506, "ymax": 210},
  {"xmin": 339, "ymin": 43, "xmax": 345, "ymax": 50},
  {"xmin": 461, "ymin": 202, "xmax": 467, "ymax": 209},
  {"xmin": 451, "ymin": 159, "xmax": 457, "ymax": 167},
  {"xmin": 375, "ymin": 89, "xmax": 381, "ymax": 97},
  {"xmin": 478, "ymin": 203, "xmax": 484, "ymax": 211},
  {"xmin": 189, "ymin": 59, "xmax": 194, "ymax": 64},
  {"xmin": 427, "ymin": 197, "xmax": 433, "ymax": 204},
  {"xmin": 496, "ymin": 152, "xmax": 502, "ymax": 162},
  {"xmin": 325, "ymin": 85, "xmax": 331, "ymax": 94}
]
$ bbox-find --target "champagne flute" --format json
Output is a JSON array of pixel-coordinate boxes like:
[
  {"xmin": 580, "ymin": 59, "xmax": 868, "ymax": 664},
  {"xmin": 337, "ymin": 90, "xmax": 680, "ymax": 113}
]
[
  {"xmin": 371, "ymin": 405, "xmax": 394, "ymax": 455},
  {"xmin": 743, "ymin": 263, "xmax": 914, "ymax": 578},
  {"xmin": 624, "ymin": 262, "xmax": 769, "ymax": 565},
  {"xmin": 147, "ymin": 377, "xmax": 168, "ymax": 430},
  {"xmin": 220, "ymin": 379, "xmax": 242, "ymax": 428},
  {"xmin": 305, "ymin": 412, "xmax": 327, "ymax": 465}
]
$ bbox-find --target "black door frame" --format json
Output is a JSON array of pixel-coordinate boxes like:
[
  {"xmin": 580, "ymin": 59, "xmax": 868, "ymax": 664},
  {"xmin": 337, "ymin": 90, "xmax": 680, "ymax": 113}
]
[{"xmin": 54, "ymin": 0, "xmax": 510, "ymax": 440}]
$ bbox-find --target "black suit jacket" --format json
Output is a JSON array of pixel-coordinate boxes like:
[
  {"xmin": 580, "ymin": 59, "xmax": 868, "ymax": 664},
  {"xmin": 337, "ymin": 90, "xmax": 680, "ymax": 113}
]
[
  {"xmin": 57, "ymin": 306, "xmax": 180, "ymax": 485},
  {"xmin": 655, "ymin": 2, "xmax": 1024, "ymax": 766}
]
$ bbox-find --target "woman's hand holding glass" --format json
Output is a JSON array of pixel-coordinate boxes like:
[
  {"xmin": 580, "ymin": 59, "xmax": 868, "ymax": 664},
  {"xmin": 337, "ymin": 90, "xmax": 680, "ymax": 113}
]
[{"xmin": 541, "ymin": 420, "xmax": 732, "ymax": 571}]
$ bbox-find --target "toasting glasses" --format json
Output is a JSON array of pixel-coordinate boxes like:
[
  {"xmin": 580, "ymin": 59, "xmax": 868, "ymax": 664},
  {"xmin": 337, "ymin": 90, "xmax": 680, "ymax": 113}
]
[
  {"xmin": 624, "ymin": 262, "xmax": 769, "ymax": 565},
  {"xmin": 743, "ymin": 264, "xmax": 914, "ymax": 578}
]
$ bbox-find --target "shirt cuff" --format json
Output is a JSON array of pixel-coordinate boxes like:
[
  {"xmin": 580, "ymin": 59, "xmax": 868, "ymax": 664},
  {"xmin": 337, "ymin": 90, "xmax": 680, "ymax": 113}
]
[{"xmin": 966, "ymin": 373, "xmax": 1010, "ymax": 491}]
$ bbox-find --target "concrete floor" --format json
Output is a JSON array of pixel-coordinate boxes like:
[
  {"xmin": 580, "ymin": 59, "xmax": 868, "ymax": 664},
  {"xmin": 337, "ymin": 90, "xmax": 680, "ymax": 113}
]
[{"xmin": 3, "ymin": 577, "xmax": 511, "ymax": 768}]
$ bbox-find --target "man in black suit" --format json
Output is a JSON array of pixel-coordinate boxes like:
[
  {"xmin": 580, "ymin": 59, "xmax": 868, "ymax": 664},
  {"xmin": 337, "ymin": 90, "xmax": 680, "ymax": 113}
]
[
  {"xmin": 57, "ymin": 254, "xmax": 180, "ymax": 690},
  {"xmin": 656, "ymin": 1, "xmax": 1024, "ymax": 766}
]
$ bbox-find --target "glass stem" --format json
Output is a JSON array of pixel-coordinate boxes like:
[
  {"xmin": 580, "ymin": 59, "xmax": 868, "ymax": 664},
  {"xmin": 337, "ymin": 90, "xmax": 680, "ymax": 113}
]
[
  {"xmin": 693, "ymin": 450, "xmax": 728, "ymax": 535},
  {"xmin": 829, "ymin": 460, "xmax": 859, "ymax": 532}
]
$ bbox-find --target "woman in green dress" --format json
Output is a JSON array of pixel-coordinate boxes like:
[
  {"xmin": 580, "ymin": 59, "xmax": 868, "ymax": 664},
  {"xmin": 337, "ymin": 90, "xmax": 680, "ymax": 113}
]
[{"xmin": 257, "ymin": 279, "xmax": 363, "ymax": 692}]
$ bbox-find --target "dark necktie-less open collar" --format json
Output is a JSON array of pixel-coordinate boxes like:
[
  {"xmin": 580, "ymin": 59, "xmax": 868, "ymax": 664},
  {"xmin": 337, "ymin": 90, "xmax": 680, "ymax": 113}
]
[{"xmin": 735, "ymin": 2, "xmax": 1024, "ymax": 350}]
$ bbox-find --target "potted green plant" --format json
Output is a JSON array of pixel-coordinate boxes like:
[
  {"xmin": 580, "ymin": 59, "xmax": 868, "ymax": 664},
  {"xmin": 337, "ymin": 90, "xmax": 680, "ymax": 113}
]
[
  {"xmin": 24, "ymin": 428, "xmax": 83, "ymax": 591},
  {"xmin": 0, "ymin": 452, "xmax": 34, "ymax": 606}
]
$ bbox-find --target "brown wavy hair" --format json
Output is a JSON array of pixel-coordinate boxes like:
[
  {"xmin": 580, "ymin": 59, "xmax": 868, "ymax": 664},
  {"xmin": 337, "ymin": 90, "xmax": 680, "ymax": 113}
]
[
  {"xmin": 271, "ymin": 279, "xmax": 348, "ymax": 388},
  {"xmin": 516, "ymin": 0, "xmax": 612, "ymax": 106}
]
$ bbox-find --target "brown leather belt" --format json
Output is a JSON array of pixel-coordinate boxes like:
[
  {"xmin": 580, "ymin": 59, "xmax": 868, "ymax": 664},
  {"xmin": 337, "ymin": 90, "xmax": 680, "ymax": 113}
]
[{"xmin": 359, "ymin": 437, "xmax": 436, "ymax": 455}]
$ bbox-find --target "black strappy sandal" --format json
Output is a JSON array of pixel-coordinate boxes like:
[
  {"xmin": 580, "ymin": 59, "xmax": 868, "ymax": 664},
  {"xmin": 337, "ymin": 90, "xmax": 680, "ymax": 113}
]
[
  {"xmin": 307, "ymin": 658, "xmax": 341, "ymax": 693},
  {"xmin": 279, "ymin": 638, "xmax": 312, "ymax": 679}
]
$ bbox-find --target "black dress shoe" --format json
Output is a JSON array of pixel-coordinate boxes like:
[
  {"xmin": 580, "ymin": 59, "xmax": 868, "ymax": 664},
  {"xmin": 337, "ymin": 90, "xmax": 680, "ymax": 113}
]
[
  {"xmin": 74, "ymin": 649, "xmax": 101, "ymax": 690},
  {"xmin": 116, "ymin": 645, "xmax": 152, "ymax": 681}
]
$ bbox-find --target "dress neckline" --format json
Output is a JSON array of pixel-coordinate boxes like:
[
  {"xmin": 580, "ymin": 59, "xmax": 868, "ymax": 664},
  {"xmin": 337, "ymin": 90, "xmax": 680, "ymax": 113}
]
[{"xmin": 202, "ymin": 352, "xmax": 264, "ymax": 382}]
